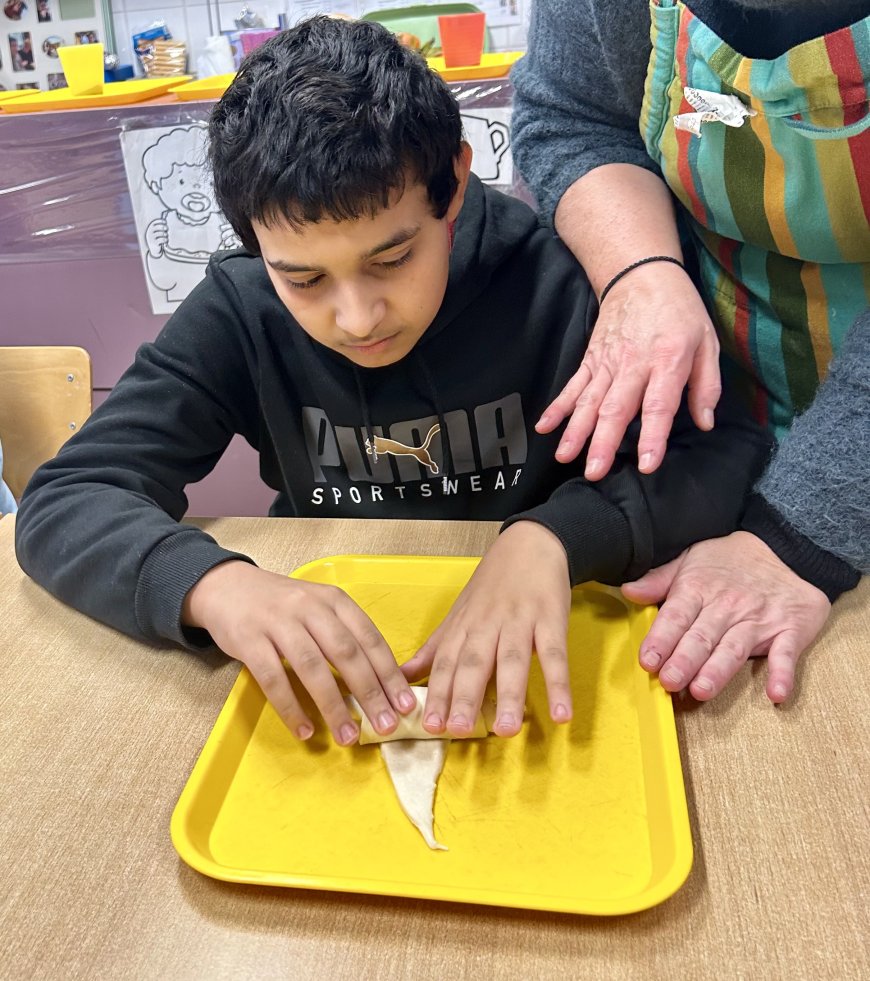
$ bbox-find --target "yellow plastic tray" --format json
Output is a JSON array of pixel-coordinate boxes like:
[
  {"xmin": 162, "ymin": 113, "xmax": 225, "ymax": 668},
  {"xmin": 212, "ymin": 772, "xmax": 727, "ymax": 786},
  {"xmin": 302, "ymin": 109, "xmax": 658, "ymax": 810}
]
[
  {"xmin": 0, "ymin": 77, "xmax": 192, "ymax": 113},
  {"xmin": 171, "ymin": 73, "xmax": 237, "ymax": 102},
  {"xmin": 427, "ymin": 50, "xmax": 524, "ymax": 81},
  {"xmin": 0, "ymin": 89, "xmax": 42, "ymax": 104},
  {"xmin": 171, "ymin": 554, "xmax": 692, "ymax": 915}
]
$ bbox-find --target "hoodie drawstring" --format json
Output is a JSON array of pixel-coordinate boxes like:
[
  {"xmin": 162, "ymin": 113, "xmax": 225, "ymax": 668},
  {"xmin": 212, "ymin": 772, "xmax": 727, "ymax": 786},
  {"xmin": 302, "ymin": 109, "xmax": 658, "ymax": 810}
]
[
  {"xmin": 353, "ymin": 365, "xmax": 378, "ymax": 464},
  {"xmin": 415, "ymin": 350, "xmax": 452, "ymax": 485}
]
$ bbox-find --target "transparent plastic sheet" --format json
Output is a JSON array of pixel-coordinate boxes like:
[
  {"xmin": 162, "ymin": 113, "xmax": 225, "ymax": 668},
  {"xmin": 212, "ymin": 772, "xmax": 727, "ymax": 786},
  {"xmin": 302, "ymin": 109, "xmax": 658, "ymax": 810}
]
[
  {"xmin": 450, "ymin": 78, "xmax": 533, "ymax": 206},
  {"xmin": 0, "ymin": 102, "xmax": 213, "ymax": 265},
  {"xmin": 0, "ymin": 79, "xmax": 525, "ymax": 267}
]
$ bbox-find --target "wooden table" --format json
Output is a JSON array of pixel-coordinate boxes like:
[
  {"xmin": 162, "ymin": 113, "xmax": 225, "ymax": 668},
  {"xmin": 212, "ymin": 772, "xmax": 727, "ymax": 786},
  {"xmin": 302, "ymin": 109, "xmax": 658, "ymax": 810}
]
[{"xmin": 0, "ymin": 515, "xmax": 867, "ymax": 980}]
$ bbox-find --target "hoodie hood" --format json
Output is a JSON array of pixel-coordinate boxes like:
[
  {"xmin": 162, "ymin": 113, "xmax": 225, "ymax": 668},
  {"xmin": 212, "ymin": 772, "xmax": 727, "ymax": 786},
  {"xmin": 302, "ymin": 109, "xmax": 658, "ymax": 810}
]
[{"xmin": 421, "ymin": 174, "xmax": 541, "ymax": 345}]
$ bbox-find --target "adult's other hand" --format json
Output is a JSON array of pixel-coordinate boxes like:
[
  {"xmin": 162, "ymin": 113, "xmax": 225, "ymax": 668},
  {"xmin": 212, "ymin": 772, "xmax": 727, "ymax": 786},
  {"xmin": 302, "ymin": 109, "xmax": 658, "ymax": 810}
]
[{"xmin": 622, "ymin": 531, "xmax": 831, "ymax": 703}]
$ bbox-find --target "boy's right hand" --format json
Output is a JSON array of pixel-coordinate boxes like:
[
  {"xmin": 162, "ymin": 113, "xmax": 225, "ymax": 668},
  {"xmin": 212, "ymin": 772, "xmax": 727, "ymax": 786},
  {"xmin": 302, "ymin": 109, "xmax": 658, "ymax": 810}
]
[{"xmin": 182, "ymin": 561, "xmax": 417, "ymax": 744}]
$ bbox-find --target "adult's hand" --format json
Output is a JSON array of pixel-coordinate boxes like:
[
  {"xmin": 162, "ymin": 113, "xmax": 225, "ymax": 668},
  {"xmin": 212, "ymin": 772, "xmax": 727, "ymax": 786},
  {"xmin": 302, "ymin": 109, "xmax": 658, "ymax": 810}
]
[
  {"xmin": 401, "ymin": 521, "xmax": 573, "ymax": 737},
  {"xmin": 622, "ymin": 532, "xmax": 831, "ymax": 703},
  {"xmin": 537, "ymin": 260, "xmax": 722, "ymax": 480},
  {"xmin": 182, "ymin": 560, "xmax": 417, "ymax": 744}
]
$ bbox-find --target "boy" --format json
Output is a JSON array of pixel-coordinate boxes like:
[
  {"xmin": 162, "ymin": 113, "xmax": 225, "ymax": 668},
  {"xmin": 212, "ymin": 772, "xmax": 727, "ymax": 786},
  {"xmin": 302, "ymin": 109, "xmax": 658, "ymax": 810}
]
[{"xmin": 15, "ymin": 17, "xmax": 770, "ymax": 747}]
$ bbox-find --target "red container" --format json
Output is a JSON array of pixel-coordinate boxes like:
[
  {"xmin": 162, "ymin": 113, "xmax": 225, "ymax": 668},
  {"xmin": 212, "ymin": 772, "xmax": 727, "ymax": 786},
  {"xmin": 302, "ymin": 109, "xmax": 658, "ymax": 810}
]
[
  {"xmin": 239, "ymin": 29, "xmax": 280, "ymax": 56},
  {"xmin": 438, "ymin": 12, "xmax": 485, "ymax": 68}
]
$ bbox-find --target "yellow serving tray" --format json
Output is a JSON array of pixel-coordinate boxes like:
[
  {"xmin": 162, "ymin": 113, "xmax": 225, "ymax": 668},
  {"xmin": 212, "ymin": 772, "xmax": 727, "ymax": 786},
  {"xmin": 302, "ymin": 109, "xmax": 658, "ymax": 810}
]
[
  {"xmin": 0, "ymin": 77, "xmax": 192, "ymax": 113},
  {"xmin": 171, "ymin": 73, "xmax": 237, "ymax": 102},
  {"xmin": 427, "ymin": 50, "xmax": 523, "ymax": 81},
  {"xmin": 0, "ymin": 89, "xmax": 42, "ymax": 103},
  {"xmin": 171, "ymin": 554, "xmax": 692, "ymax": 915}
]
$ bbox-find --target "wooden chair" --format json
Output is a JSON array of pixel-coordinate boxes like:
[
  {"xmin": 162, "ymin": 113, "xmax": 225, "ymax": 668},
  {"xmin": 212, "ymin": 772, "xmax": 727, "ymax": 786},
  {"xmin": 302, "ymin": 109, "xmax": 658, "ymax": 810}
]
[{"xmin": 0, "ymin": 346, "xmax": 92, "ymax": 500}]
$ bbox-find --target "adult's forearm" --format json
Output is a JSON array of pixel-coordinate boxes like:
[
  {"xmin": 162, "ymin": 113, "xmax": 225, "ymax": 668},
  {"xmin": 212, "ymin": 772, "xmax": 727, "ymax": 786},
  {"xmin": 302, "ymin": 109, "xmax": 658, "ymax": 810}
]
[
  {"xmin": 554, "ymin": 164, "xmax": 684, "ymax": 296},
  {"xmin": 742, "ymin": 309, "xmax": 870, "ymax": 585}
]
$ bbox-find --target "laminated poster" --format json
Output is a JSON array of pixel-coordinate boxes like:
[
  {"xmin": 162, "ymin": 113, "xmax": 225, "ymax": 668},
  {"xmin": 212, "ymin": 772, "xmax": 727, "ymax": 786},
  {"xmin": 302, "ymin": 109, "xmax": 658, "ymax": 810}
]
[
  {"xmin": 120, "ymin": 123, "xmax": 241, "ymax": 315},
  {"xmin": 460, "ymin": 107, "xmax": 513, "ymax": 185}
]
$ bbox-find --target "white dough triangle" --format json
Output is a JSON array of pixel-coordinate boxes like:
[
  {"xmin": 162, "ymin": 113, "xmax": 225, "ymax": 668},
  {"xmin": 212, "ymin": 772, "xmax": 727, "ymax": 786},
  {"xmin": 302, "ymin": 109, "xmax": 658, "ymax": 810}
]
[
  {"xmin": 347, "ymin": 687, "xmax": 499, "ymax": 851},
  {"xmin": 379, "ymin": 738, "xmax": 449, "ymax": 850}
]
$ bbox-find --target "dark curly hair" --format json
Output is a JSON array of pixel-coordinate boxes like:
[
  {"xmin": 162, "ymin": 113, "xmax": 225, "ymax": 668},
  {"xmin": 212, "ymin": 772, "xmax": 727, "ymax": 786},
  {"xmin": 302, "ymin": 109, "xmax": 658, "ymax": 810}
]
[{"xmin": 209, "ymin": 16, "xmax": 463, "ymax": 254}]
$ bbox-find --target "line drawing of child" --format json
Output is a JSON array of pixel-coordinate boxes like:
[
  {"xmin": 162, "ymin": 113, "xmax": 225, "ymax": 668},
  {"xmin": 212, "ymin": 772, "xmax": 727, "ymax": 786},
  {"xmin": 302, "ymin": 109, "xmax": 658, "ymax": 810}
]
[{"xmin": 140, "ymin": 124, "xmax": 240, "ymax": 304}]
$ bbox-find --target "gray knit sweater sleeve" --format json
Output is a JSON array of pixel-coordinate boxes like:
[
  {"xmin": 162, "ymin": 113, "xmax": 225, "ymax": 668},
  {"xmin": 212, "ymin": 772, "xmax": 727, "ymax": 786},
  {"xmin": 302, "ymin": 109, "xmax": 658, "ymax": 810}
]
[
  {"xmin": 509, "ymin": 0, "xmax": 658, "ymax": 221},
  {"xmin": 741, "ymin": 312, "xmax": 869, "ymax": 591}
]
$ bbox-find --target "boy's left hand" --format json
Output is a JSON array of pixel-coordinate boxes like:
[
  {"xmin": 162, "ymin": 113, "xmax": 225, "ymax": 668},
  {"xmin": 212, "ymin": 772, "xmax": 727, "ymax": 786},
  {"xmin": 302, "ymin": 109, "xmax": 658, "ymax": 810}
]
[{"xmin": 401, "ymin": 522, "xmax": 573, "ymax": 737}]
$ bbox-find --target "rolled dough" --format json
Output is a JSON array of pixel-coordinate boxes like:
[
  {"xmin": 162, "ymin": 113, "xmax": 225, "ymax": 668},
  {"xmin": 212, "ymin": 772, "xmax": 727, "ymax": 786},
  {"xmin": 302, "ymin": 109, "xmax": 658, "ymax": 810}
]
[{"xmin": 352, "ymin": 686, "xmax": 488, "ymax": 745}]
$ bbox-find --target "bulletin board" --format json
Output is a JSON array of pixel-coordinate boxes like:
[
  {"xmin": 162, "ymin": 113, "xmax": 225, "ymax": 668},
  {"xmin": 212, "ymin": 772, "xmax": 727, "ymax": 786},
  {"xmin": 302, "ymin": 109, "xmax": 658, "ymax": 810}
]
[{"xmin": 0, "ymin": 0, "xmax": 107, "ymax": 91}]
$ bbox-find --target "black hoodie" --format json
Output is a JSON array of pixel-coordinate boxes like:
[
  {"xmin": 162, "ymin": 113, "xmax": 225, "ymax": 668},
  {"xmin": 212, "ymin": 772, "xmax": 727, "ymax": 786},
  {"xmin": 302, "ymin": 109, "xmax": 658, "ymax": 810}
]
[{"xmin": 15, "ymin": 176, "xmax": 771, "ymax": 648}]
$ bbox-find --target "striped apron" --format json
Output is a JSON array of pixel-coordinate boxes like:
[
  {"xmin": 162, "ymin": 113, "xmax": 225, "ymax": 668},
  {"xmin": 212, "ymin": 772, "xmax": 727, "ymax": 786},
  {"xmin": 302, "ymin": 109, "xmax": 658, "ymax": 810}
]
[{"xmin": 639, "ymin": 0, "xmax": 870, "ymax": 435}]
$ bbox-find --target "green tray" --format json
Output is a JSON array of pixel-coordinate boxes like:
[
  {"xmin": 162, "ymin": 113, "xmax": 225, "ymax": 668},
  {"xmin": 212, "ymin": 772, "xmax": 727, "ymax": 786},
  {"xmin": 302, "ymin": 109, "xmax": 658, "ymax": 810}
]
[{"xmin": 361, "ymin": 3, "xmax": 492, "ymax": 53}]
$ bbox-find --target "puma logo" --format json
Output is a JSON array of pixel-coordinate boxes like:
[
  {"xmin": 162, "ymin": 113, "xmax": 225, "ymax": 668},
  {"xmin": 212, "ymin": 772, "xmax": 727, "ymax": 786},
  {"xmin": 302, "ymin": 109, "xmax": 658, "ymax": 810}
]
[{"xmin": 365, "ymin": 424, "xmax": 441, "ymax": 475}]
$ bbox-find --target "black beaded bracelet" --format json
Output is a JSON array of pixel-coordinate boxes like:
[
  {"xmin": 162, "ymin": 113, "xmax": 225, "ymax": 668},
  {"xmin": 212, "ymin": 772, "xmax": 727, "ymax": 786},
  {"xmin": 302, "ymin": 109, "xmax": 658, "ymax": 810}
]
[{"xmin": 598, "ymin": 255, "xmax": 686, "ymax": 305}]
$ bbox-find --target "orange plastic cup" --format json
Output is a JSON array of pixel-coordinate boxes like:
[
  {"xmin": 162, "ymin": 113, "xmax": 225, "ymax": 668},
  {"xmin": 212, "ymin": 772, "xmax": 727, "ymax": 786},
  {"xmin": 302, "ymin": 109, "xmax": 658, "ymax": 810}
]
[{"xmin": 438, "ymin": 12, "xmax": 485, "ymax": 68}]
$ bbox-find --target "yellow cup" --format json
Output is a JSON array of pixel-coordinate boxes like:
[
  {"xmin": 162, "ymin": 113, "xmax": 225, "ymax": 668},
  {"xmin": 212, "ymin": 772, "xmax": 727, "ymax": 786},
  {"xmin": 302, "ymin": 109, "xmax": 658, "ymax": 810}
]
[{"xmin": 57, "ymin": 43, "xmax": 105, "ymax": 96}]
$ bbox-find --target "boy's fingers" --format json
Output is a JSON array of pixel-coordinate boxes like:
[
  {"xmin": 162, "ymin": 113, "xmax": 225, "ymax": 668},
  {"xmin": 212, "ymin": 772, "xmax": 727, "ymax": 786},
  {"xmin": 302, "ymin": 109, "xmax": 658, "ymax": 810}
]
[
  {"xmin": 493, "ymin": 630, "xmax": 533, "ymax": 736},
  {"xmin": 400, "ymin": 641, "xmax": 436, "ymax": 682},
  {"xmin": 309, "ymin": 614, "xmax": 399, "ymax": 737},
  {"xmin": 336, "ymin": 595, "xmax": 417, "ymax": 714},
  {"xmin": 280, "ymin": 625, "xmax": 362, "ymax": 745},
  {"xmin": 442, "ymin": 627, "xmax": 496, "ymax": 736},
  {"xmin": 534, "ymin": 623, "xmax": 572, "ymax": 725},
  {"xmin": 445, "ymin": 628, "xmax": 501, "ymax": 736},
  {"xmin": 421, "ymin": 635, "xmax": 464, "ymax": 734},
  {"xmin": 245, "ymin": 642, "xmax": 315, "ymax": 740}
]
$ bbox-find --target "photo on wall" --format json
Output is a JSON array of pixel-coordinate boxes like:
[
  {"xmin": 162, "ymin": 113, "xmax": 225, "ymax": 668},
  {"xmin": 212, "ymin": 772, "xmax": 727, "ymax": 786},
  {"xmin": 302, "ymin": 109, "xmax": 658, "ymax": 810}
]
[
  {"xmin": 42, "ymin": 35, "xmax": 63, "ymax": 57},
  {"xmin": 3, "ymin": 0, "xmax": 27, "ymax": 21},
  {"xmin": 0, "ymin": 0, "xmax": 107, "ymax": 90},
  {"xmin": 8, "ymin": 31, "xmax": 35, "ymax": 71}
]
